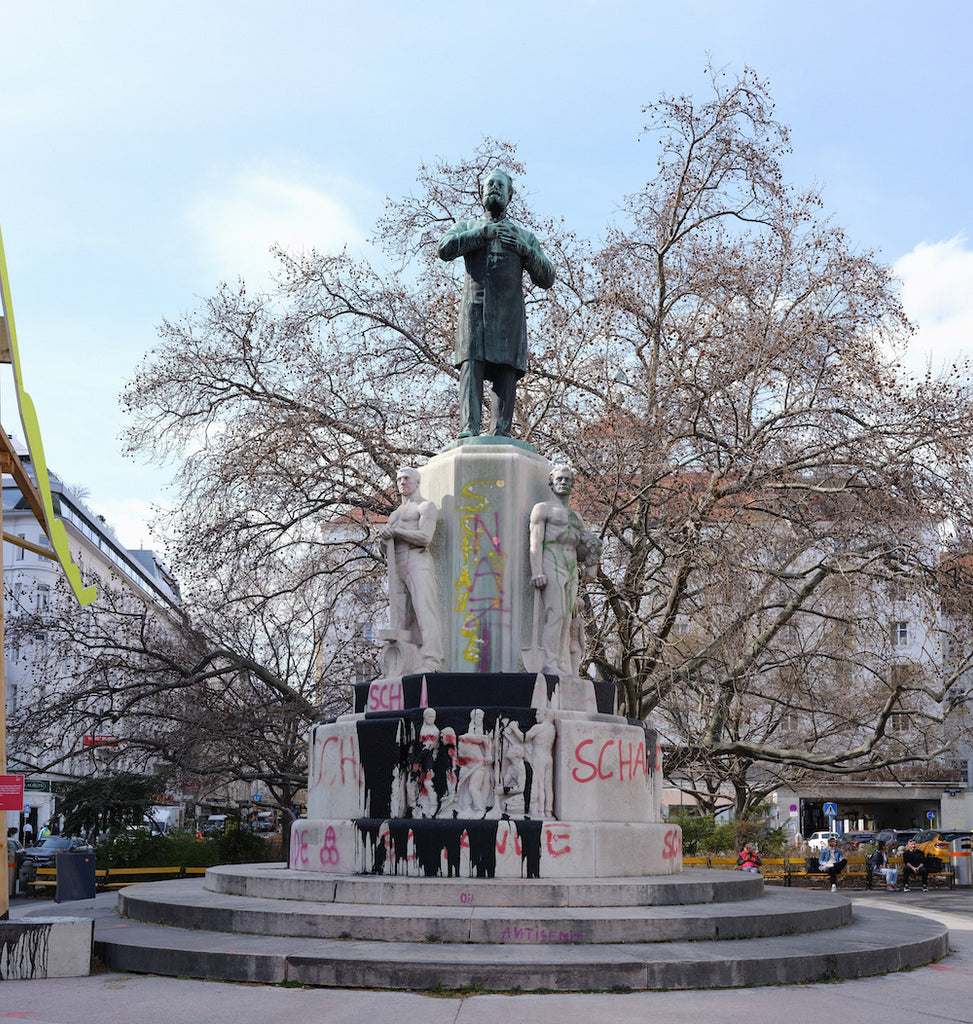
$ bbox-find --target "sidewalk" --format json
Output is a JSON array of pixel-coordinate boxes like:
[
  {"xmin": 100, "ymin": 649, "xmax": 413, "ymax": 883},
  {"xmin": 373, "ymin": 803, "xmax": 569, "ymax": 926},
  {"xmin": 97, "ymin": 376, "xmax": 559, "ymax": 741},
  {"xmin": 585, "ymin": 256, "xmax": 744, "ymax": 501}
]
[{"xmin": 3, "ymin": 888, "xmax": 971, "ymax": 1024}]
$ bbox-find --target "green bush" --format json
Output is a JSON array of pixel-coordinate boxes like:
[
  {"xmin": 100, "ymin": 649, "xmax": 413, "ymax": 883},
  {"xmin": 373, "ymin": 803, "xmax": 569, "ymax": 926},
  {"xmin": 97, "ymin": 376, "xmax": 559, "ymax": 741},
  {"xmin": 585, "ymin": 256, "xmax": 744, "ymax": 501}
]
[
  {"xmin": 94, "ymin": 826, "xmax": 275, "ymax": 868},
  {"xmin": 665, "ymin": 811, "xmax": 787, "ymax": 857},
  {"xmin": 212, "ymin": 827, "xmax": 275, "ymax": 864}
]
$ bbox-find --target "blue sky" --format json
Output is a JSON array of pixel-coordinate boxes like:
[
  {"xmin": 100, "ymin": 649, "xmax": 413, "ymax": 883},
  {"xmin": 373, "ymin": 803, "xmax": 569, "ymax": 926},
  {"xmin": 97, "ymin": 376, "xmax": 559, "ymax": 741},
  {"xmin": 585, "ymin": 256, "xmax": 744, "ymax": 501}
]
[{"xmin": 0, "ymin": 0, "xmax": 971, "ymax": 552}]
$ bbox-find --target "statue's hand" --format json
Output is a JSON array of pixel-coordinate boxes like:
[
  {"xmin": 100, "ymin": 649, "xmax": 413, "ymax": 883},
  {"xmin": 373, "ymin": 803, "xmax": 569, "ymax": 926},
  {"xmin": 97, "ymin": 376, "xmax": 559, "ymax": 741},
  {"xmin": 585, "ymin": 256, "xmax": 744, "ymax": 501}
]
[
  {"xmin": 531, "ymin": 574, "xmax": 547, "ymax": 589},
  {"xmin": 498, "ymin": 224, "xmax": 529, "ymax": 257},
  {"xmin": 376, "ymin": 525, "xmax": 394, "ymax": 541},
  {"xmin": 482, "ymin": 222, "xmax": 499, "ymax": 242}
]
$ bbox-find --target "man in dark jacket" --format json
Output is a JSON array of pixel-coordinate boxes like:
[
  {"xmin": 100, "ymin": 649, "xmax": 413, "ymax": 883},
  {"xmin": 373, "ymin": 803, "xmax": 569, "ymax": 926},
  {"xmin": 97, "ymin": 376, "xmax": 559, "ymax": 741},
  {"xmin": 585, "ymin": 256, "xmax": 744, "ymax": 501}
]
[
  {"xmin": 902, "ymin": 838, "xmax": 929, "ymax": 891},
  {"xmin": 438, "ymin": 168, "xmax": 555, "ymax": 438}
]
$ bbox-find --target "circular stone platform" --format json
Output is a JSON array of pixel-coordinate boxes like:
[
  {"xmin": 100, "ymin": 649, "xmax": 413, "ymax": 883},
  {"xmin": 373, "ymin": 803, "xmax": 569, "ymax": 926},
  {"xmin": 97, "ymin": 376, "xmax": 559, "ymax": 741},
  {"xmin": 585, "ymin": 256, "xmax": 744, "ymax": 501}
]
[{"xmin": 92, "ymin": 864, "xmax": 950, "ymax": 991}]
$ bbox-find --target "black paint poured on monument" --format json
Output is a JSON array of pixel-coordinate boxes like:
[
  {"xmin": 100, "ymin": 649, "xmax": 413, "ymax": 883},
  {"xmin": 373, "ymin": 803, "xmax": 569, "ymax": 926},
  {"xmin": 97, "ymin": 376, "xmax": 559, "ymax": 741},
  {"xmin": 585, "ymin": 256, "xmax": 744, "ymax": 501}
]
[
  {"xmin": 353, "ymin": 672, "xmax": 616, "ymax": 716},
  {"xmin": 357, "ymin": 717, "xmax": 406, "ymax": 819},
  {"xmin": 355, "ymin": 818, "xmax": 541, "ymax": 878},
  {"xmin": 515, "ymin": 820, "xmax": 543, "ymax": 878},
  {"xmin": 356, "ymin": 708, "xmax": 538, "ymax": 820}
]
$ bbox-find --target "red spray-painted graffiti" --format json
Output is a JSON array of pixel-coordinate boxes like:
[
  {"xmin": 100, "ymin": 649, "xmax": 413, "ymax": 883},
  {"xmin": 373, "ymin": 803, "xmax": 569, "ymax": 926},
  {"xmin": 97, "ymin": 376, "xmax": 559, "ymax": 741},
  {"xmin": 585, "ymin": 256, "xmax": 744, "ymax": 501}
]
[
  {"xmin": 317, "ymin": 734, "xmax": 359, "ymax": 786},
  {"xmin": 571, "ymin": 737, "xmax": 648, "ymax": 784},
  {"xmin": 662, "ymin": 828, "xmax": 683, "ymax": 860},
  {"xmin": 320, "ymin": 826, "xmax": 340, "ymax": 867},
  {"xmin": 367, "ymin": 679, "xmax": 404, "ymax": 712},
  {"xmin": 545, "ymin": 826, "xmax": 571, "ymax": 857}
]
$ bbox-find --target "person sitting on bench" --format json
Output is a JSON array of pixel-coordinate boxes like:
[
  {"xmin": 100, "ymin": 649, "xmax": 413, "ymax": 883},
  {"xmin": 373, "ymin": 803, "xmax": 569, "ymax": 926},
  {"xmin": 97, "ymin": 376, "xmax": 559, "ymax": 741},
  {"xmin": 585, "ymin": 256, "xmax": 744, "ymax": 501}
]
[
  {"xmin": 902, "ymin": 839, "xmax": 929, "ymax": 891},
  {"xmin": 819, "ymin": 837, "xmax": 846, "ymax": 892},
  {"xmin": 870, "ymin": 841, "xmax": 899, "ymax": 891}
]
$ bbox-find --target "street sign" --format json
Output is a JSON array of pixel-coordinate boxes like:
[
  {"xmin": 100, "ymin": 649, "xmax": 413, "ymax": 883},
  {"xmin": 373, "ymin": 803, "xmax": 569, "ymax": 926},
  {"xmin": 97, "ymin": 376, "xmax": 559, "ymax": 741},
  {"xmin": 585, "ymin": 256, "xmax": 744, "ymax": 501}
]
[
  {"xmin": 823, "ymin": 802, "xmax": 838, "ymax": 818},
  {"xmin": 0, "ymin": 775, "xmax": 24, "ymax": 812},
  {"xmin": 927, "ymin": 811, "xmax": 936, "ymax": 821}
]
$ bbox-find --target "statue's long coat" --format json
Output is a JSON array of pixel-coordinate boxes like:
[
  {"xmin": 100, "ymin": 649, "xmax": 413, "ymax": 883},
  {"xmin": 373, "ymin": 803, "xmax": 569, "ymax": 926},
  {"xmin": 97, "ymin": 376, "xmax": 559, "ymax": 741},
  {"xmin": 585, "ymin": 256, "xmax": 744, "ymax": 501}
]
[{"xmin": 438, "ymin": 215, "xmax": 555, "ymax": 380}]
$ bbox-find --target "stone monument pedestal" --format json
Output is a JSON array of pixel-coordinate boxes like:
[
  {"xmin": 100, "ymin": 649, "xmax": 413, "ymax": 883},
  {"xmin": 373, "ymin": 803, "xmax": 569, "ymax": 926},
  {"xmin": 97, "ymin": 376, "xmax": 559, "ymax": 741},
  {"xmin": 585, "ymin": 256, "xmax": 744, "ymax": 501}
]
[{"xmin": 300, "ymin": 439, "xmax": 680, "ymax": 879}]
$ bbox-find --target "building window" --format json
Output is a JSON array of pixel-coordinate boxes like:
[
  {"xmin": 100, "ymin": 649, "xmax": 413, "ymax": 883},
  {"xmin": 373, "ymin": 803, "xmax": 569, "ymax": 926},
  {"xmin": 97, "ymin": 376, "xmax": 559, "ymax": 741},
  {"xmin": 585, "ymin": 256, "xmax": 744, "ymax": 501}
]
[
  {"xmin": 780, "ymin": 711, "xmax": 800, "ymax": 731},
  {"xmin": 361, "ymin": 623, "xmax": 373, "ymax": 642},
  {"xmin": 890, "ymin": 712, "xmax": 910, "ymax": 732},
  {"xmin": 15, "ymin": 533, "xmax": 24, "ymax": 561},
  {"xmin": 36, "ymin": 584, "xmax": 49, "ymax": 610},
  {"xmin": 891, "ymin": 621, "xmax": 909, "ymax": 647}
]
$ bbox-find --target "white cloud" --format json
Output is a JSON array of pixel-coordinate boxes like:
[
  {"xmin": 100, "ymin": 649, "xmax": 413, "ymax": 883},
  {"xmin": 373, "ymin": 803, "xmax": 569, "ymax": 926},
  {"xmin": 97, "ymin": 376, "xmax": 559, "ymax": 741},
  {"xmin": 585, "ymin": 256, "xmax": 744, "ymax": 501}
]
[
  {"xmin": 894, "ymin": 237, "xmax": 973, "ymax": 376},
  {"xmin": 186, "ymin": 169, "xmax": 365, "ymax": 287}
]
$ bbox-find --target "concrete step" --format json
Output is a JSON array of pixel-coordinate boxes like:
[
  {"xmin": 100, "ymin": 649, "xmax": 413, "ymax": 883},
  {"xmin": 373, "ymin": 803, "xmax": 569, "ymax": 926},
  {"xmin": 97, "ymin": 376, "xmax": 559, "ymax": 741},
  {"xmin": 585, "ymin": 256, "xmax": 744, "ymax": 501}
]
[
  {"xmin": 205, "ymin": 864, "xmax": 762, "ymax": 906},
  {"xmin": 94, "ymin": 902, "xmax": 948, "ymax": 991},
  {"xmin": 117, "ymin": 878, "xmax": 851, "ymax": 943}
]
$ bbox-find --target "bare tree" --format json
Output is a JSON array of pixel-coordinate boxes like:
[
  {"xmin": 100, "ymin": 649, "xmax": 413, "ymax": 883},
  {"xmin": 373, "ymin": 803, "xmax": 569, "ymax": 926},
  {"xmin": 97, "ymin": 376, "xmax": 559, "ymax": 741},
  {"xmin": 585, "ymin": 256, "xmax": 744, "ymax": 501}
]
[{"xmin": 39, "ymin": 65, "xmax": 970, "ymax": 812}]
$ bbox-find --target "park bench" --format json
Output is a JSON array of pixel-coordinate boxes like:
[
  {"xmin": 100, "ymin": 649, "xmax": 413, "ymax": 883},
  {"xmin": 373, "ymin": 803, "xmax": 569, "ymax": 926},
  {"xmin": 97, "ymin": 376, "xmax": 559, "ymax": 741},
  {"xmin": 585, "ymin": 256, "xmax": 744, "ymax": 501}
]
[
  {"xmin": 25, "ymin": 863, "xmax": 208, "ymax": 894},
  {"xmin": 682, "ymin": 853, "xmax": 954, "ymax": 888}
]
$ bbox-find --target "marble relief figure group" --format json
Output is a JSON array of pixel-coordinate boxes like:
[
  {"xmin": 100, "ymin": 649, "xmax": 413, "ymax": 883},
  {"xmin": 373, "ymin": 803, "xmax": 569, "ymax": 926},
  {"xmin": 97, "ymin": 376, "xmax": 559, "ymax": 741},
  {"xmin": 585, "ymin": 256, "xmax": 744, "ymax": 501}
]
[{"xmin": 402, "ymin": 707, "xmax": 557, "ymax": 822}]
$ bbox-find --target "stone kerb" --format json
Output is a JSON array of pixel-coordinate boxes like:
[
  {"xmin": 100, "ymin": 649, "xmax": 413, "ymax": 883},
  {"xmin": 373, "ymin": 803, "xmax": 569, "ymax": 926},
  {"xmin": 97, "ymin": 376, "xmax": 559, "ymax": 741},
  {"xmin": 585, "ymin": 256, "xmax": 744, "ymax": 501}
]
[{"xmin": 0, "ymin": 918, "xmax": 93, "ymax": 979}]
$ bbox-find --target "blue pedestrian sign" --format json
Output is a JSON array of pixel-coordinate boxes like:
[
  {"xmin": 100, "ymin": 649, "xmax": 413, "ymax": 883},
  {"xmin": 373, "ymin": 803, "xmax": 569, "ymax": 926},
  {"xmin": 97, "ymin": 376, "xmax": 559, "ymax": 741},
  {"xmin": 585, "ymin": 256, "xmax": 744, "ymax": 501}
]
[
  {"xmin": 823, "ymin": 802, "xmax": 838, "ymax": 818},
  {"xmin": 927, "ymin": 811, "xmax": 936, "ymax": 821}
]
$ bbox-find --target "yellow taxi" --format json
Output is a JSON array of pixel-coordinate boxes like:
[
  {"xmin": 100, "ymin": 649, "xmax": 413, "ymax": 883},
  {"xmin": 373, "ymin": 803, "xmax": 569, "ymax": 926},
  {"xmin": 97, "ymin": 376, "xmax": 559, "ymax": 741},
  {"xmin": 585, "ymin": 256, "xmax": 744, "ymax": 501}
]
[{"xmin": 912, "ymin": 829, "xmax": 972, "ymax": 859}]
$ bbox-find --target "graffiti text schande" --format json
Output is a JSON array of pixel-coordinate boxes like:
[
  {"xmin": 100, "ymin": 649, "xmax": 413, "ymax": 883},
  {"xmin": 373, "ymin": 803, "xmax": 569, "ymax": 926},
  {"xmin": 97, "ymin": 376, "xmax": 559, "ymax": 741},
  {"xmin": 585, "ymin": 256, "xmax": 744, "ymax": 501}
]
[
  {"xmin": 317, "ymin": 733, "xmax": 359, "ymax": 786},
  {"xmin": 571, "ymin": 738, "xmax": 648, "ymax": 784},
  {"xmin": 367, "ymin": 678, "xmax": 404, "ymax": 712},
  {"xmin": 662, "ymin": 828, "xmax": 683, "ymax": 860},
  {"xmin": 545, "ymin": 825, "xmax": 571, "ymax": 857}
]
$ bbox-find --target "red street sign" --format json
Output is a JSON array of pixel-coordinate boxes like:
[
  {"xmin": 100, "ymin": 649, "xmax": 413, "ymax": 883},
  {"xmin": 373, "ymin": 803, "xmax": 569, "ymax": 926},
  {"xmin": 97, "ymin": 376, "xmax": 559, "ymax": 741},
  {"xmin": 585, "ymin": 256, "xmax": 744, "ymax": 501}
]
[
  {"xmin": 0, "ymin": 774, "xmax": 25, "ymax": 811},
  {"xmin": 83, "ymin": 735, "xmax": 119, "ymax": 747}
]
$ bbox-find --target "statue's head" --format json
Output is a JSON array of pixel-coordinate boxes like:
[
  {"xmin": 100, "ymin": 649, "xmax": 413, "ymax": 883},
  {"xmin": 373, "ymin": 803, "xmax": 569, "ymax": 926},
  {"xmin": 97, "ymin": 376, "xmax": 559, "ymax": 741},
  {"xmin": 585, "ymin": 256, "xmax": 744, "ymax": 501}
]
[
  {"xmin": 548, "ymin": 464, "xmax": 576, "ymax": 494},
  {"xmin": 481, "ymin": 168, "xmax": 513, "ymax": 216},
  {"xmin": 396, "ymin": 466, "xmax": 420, "ymax": 497}
]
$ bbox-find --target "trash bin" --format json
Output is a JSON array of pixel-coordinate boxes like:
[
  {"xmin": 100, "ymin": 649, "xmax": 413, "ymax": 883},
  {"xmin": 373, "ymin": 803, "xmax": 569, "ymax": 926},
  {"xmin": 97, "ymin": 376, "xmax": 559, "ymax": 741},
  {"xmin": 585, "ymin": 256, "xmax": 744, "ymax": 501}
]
[
  {"xmin": 949, "ymin": 835, "xmax": 972, "ymax": 887},
  {"xmin": 54, "ymin": 852, "xmax": 97, "ymax": 903}
]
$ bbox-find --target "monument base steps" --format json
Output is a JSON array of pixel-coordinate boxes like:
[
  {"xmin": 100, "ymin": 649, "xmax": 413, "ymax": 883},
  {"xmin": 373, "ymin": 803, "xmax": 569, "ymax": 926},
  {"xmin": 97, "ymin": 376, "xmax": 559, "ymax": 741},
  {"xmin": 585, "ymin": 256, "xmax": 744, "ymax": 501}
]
[{"xmin": 92, "ymin": 865, "xmax": 949, "ymax": 991}]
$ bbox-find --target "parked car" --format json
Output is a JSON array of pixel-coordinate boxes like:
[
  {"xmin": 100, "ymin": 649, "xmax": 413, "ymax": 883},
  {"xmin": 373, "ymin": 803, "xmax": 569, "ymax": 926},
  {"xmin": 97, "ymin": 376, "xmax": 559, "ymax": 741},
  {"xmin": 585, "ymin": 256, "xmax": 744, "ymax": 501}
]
[
  {"xmin": 912, "ymin": 829, "xmax": 973, "ymax": 859},
  {"xmin": 841, "ymin": 830, "xmax": 877, "ymax": 849},
  {"xmin": 21, "ymin": 835, "xmax": 94, "ymax": 868},
  {"xmin": 805, "ymin": 831, "xmax": 842, "ymax": 851},
  {"xmin": 7, "ymin": 836, "xmax": 25, "ymax": 869},
  {"xmin": 873, "ymin": 828, "xmax": 920, "ymax": 853}
]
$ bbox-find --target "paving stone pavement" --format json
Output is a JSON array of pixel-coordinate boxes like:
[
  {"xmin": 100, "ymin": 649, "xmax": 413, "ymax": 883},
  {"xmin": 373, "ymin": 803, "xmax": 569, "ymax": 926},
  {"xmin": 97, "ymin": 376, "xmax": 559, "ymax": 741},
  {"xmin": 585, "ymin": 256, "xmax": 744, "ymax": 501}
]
[{"xmin": 3, "ymin": 887, "xmax": 972, "ymax": 1024}]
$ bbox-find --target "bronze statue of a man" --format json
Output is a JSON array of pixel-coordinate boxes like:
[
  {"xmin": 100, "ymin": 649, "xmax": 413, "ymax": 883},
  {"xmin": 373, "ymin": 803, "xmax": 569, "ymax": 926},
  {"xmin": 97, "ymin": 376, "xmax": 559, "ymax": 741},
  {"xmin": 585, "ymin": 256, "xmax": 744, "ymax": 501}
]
[{"xmin": 438, "ymin": 168, "xmax": 555, "ymax": 438}]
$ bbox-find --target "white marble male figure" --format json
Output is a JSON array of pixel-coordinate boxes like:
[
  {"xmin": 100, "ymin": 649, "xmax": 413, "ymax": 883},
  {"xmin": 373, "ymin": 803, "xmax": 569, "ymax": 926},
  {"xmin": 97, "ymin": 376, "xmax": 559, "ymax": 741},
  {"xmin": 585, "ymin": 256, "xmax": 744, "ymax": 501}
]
[
  {"xmin": 529, "ymin": 465, "xmax": 600, "ymax": 675},
  {"xmin": 377, "ymin": 467, "xmax": 444, "ymax": 671}
]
